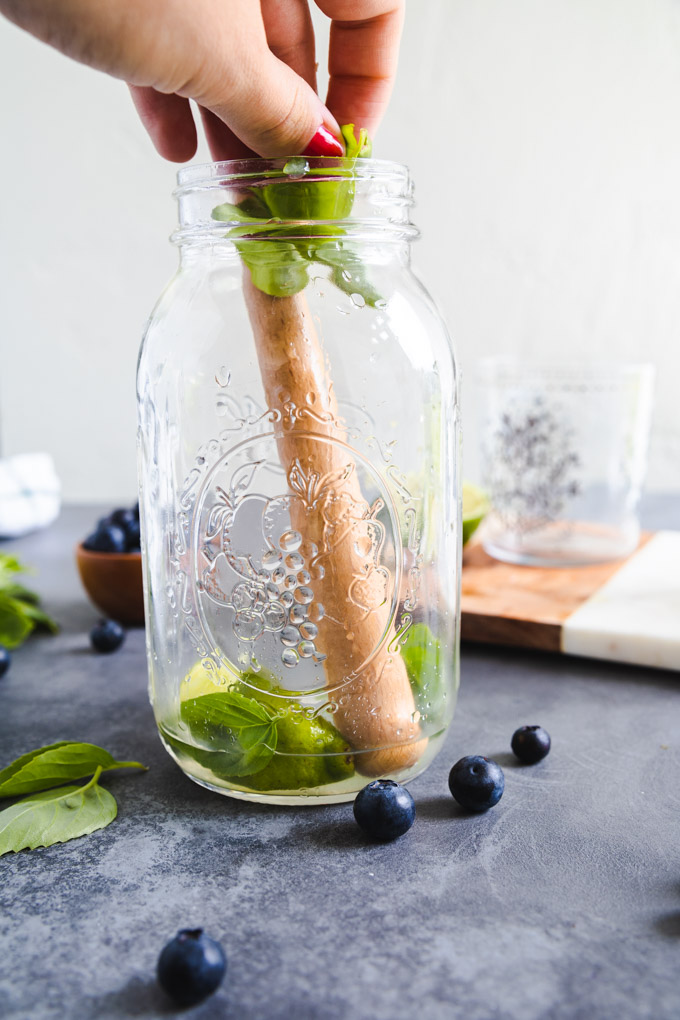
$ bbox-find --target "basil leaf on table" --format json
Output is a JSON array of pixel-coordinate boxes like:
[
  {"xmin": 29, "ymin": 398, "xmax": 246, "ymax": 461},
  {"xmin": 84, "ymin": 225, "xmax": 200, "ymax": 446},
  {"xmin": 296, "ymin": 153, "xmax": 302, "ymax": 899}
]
[
  {"xmin": 0, "ymin": 741, "xmax": 147, "ymax": 798},
  {"xmin": 0, "ymin": 766, "xmax": 117, "ymax": 856},
  {"xmin": 0, "ymin": 591, "xmax": 34, "ymax": 649},
  {"xmin": 0, "ymin": 553, "xmax": 59, "ymax": 647}
]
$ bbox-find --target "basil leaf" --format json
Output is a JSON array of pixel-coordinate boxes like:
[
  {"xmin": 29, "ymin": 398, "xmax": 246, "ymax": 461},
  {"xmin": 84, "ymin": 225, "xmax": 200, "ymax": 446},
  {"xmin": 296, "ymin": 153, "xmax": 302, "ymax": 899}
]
[
  {"xmin": 0, "ymin": 767, "xmax": 117, "ymax": 856},
  {"xmin": 0, "ymin": 554, "xmax": 59, "ymax": 644},
  {"xmin": 0, "ymin": 741, "xmax": 147, "ymax": 798},
  {"xmin": 401, "ymin": 623, "xmax": 446, "ymax": 719},
  {"xmin": 0, "ymin": 554, "xmax": 24, "ymax": 586},
  {"xmin": 162, "ymin": 724, "xmax": 277, "ymax": 779},
  {"xmin": 178, "ymin": 691, "xmax": 278, "ymax": 777},
  {"xmin": 0, "ymin": 591, "xmax": 34, "ymax": 649}
]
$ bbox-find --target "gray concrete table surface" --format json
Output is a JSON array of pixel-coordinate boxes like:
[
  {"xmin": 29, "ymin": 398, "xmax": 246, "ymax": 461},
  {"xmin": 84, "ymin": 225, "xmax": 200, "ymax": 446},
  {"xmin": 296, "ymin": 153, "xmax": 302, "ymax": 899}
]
[{"xmin": 1, "ymin": 502, "xmax": 679, "ymax": 1020}]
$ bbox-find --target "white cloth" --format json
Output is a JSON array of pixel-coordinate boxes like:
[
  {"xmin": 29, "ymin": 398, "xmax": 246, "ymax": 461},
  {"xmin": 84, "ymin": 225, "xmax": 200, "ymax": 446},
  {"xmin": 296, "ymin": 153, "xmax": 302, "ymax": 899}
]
[{"xmin": 0, "ymin": 453, "xmax": 61, "ymax": 538}]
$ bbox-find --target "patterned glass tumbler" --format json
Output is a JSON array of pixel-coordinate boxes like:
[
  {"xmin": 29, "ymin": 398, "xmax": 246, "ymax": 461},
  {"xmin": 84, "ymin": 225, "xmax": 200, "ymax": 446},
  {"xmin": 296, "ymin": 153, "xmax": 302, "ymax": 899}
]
[{"xmin": 476, "ymin": 359, "xmax": 655, "ymax": 566}]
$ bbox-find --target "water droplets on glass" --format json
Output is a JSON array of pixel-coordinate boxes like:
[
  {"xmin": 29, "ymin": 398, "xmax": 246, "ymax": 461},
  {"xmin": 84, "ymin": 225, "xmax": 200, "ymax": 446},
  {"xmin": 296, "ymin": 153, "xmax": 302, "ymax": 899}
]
[
  {"xmin": 298, "ymin": 640, "xmax": 316, "ymax": 658},
  {"xmin": 295, "ymin": 586, "xmax": 314, "ymax": 605},
  {"xmin": 296, "ymin": 570, "xmax": 311, "ymax": 586},
  {"xmin": 299, "ymin": 621, "xmax": 318, "ymax": 640}
]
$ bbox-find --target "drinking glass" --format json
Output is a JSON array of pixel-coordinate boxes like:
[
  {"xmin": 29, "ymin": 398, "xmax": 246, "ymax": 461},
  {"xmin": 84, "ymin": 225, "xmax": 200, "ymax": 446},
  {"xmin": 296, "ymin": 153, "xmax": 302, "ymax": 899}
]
[{"xmin": 476, "ymin": 358, "xmax": 655, "ymax": 566}]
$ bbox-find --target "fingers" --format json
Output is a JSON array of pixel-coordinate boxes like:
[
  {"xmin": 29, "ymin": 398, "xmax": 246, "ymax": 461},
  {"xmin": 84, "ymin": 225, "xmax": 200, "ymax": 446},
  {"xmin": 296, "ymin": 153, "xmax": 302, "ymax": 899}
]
[
  {"xmin": 199, "ymin": 108, "xmax": 256, "ymax": 163},
  {"xmin": 261, "ymin": 0, "xmax": 318, "ymax": 90},
  {"xmin": 128, "ymin": 86, "xmax": 197, "ymax": 163},
  {"xmin": 316, "ymin": 1, "xmax": 405, "ymax": 135}
]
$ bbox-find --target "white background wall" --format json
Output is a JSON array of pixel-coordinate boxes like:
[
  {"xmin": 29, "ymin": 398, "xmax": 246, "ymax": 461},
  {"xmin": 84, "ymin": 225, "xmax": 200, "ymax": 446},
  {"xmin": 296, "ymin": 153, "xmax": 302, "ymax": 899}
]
[{"xmin": 1, "ymin": 0, "xmax": 680, "ymax": 502}]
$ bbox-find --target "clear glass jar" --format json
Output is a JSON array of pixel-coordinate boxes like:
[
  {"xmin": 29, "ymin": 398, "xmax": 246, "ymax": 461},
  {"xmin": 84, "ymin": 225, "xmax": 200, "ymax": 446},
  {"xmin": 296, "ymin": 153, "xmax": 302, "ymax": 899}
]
[{"xmin": 137, "ymin": 157, "xmax": 461, "ymax": 804}]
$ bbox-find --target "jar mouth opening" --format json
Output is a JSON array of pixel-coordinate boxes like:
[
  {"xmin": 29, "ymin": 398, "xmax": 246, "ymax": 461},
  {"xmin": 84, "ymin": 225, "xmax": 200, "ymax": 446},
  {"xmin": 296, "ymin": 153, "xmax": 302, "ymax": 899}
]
[{"xmin": 175, "ymin": 157, "xmax": 409, "ymax": 194}]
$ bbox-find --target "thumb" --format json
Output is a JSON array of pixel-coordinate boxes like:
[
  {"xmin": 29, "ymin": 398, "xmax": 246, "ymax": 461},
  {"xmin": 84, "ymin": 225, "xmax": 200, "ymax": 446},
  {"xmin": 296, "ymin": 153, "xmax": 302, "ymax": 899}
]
[{"xmin": 198, "ymin": 50, "xmax": 344, "ymax": 159}]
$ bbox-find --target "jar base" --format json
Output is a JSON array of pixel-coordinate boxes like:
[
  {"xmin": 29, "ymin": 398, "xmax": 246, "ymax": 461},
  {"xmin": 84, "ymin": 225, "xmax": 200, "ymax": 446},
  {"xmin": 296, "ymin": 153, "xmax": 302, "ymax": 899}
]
[{"xmin": 161, "ymin": 728, "xmax": 448, "ymax": 806}]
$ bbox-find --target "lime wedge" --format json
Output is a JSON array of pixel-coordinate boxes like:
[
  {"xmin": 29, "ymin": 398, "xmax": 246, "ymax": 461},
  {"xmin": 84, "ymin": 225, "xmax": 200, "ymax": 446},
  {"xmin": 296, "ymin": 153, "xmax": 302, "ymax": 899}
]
[{"xmin": 462, "ymin": 481, "xmax": 490, "ymax": 546}]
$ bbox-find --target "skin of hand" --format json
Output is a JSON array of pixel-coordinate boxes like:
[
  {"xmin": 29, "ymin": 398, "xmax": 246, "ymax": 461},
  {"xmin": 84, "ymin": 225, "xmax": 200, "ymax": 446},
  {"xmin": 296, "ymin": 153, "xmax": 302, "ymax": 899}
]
[{"xmin": 0, "ymin": 0, "xmax": 404, "ymax": 161}]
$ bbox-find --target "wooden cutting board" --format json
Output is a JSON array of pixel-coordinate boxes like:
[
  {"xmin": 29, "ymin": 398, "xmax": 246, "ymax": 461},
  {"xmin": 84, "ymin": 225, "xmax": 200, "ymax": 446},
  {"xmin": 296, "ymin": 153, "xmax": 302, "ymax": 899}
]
[{"xmin": 461, "ymin": 531, "xmax": 680, "ymax": 671}]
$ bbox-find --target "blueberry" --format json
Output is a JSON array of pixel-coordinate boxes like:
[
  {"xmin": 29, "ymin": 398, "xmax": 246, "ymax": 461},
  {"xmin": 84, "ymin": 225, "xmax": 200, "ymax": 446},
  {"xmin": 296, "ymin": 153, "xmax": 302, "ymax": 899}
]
[
  {"xmin": 448, "ymin": 755, "xmax": 505, "ymax": 812},
  {"xmin": 353, "ymin": 779, "xmax": 416, "ymax": 841},
  {"xmin": 90, "ymin": 619, "xmax": 125, "ymax": 654},
  {"xmin": 109, "ymin": 507, "xmax": 136, "ymax": 529},
  {"xmin": 124, "ymin": 517, "xmax": 141, "ymax": 551},
  {"xmin": 157, "ymin": 928, "xmax": 227, "ymax": 1007},
  {"xmin": 0, "ymin": 646, "xmax": 10, "ymax": 678},
  {"xmin": 83, "ymin": 524, "xmax": 126, "ymax": 553},
  {"xmin": 511, "ymin": 725, "xmax": 551, "ymax": 764}
]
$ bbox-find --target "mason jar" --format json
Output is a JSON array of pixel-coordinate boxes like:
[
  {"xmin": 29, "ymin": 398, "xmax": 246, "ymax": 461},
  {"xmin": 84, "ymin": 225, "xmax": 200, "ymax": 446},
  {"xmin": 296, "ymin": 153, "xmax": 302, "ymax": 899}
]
[{"xmin": 137, "ymin": 156, "xmax": 461, "ymax": 804}]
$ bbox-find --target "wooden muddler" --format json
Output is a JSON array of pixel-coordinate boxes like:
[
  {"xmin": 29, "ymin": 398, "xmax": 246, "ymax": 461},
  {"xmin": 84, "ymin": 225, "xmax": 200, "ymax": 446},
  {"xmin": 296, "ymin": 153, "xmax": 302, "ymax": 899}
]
[{"xmin": 244, "ymin": 274, "xmax": 427, "ymax": 776}]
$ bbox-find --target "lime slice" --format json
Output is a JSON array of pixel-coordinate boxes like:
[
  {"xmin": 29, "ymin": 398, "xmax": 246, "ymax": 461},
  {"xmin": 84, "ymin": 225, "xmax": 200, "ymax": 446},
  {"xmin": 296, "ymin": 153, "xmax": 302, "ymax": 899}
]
[
  {"xmin": 179, "ymin": 661, "xmax": 239, "ymax": 702},
  {"xmin": 462, "ymin": 481, "xmax": 490, "ymax": 546}
]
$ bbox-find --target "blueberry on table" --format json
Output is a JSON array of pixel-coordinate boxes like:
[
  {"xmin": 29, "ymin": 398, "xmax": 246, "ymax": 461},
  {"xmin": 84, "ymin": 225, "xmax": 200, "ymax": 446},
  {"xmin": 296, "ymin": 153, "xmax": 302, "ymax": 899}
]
[
  {"xmin": 90, "ymin": 619, "xmax": 125, "ymax": 654},
  {"xmin": 511, "ymin": 725, "xmax": 551, "ymax": 764},
  {"xmin": 353, "ymin": 779, "xmax": 416, "ymax": 841},
  {"xmin": 448, "ymin": 755, "xmax": 505, "ymax": 812},
  {"xmin": 157, "ymin": 928, "xmax": 227, "ymax": 1007},
  {"xmin": 83, "ymin": 524, "xmax": 126, "ymax": 553},
  {"xmin": 0, "ymin": 645, "xmax": 10, "ymax": 678}
]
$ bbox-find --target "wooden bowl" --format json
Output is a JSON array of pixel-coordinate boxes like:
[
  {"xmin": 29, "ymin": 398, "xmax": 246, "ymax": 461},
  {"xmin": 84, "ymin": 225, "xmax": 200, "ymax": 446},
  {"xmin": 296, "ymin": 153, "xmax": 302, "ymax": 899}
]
[{"xmin": 75, "ymin": 543, "xmax": 145, "ymax": 627}]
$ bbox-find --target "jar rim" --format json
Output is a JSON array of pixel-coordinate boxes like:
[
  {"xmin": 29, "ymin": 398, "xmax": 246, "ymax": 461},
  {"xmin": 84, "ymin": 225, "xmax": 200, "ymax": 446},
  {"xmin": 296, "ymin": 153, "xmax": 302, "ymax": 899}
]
[{"xmin": 175, "ymin": 156, "xmax": 409, "ymax": 194}]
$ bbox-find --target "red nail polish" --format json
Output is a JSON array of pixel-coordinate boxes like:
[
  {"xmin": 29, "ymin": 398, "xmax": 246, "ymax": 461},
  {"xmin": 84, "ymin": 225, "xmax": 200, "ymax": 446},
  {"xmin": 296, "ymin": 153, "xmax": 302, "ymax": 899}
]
[{"xmin": 303, "ymin": 125, "xmax": 345, "ymax": 157}]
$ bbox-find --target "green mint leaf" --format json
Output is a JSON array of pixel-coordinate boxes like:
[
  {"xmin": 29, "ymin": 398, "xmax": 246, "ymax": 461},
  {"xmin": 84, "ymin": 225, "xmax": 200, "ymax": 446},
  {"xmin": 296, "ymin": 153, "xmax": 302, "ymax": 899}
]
[
  {"xmin": 401, "ymin": 623, "xmax": 447, "ymax": 719},
  {"xmin": 0, "ymin": 767, "xmax": 117, "ymax": 856},
  {"xmin": 0, "ymin": 591, "xmax": 34, "ymax": 649},
  {"xmin": 0, "ymin": 741, "xmax": 147, "ymax": 798}
]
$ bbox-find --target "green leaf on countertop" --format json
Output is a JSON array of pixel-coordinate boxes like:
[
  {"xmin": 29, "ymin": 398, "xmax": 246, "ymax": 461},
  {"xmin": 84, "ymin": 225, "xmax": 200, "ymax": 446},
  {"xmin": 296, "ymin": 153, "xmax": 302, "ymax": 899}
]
[
  {"xmin": 0, "ymin": 552, "xmax": 58, "ymax": 647},
  {"xmin": 0, "ymin": 766, "xmax": 117, "ymax": 856},
  {"xmin": 401, "ymin": 623, "xmax": 447, "ymax": 720},
  {"xmin": 0, "ymin": 591, "xmax": 34, "ymax": 649},
  {"xmin": 0, "ymin": 741, "xmax": 147, "ymax": 799}
]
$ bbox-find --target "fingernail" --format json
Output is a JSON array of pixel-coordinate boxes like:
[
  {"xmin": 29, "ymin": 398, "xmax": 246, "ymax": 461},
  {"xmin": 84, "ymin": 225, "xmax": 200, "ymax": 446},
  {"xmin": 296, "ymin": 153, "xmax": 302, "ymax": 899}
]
[{"xmin": 303, "ymin": 125, "xmax": 345, "ymax": 157}]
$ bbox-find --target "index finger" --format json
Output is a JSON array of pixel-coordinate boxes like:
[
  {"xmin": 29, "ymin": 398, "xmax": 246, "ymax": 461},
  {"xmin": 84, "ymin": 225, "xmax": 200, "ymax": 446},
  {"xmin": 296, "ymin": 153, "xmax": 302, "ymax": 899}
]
[{"xmin": 316, "ymin": 1, "xmax": 404, "ymax": 135}]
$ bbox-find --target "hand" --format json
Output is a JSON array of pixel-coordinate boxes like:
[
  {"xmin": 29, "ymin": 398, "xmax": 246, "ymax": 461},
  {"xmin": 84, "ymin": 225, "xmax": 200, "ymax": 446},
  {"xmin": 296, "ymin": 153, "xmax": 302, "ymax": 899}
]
[{"xmin": 1, "ymin": 0, "xmax": 404, "ymax": 161}]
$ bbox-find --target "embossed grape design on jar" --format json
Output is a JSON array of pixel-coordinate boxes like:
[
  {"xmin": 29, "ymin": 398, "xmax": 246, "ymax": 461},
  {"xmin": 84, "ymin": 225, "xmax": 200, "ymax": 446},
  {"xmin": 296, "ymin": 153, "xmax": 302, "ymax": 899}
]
[{"xmin": 137, "ymin": 154, "xmax": 461, "ymax": 804}]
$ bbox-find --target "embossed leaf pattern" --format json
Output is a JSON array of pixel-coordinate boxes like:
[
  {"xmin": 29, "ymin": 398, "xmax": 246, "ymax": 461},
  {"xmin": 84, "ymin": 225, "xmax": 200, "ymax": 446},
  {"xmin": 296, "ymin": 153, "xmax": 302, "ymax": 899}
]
[
  {"xmin": 0, "ymin": 741, "xmax": 147, "ymax": 799},
  {"xmin": 0, "ymin": 767, "xmax": 117, "ymax": 856}
]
